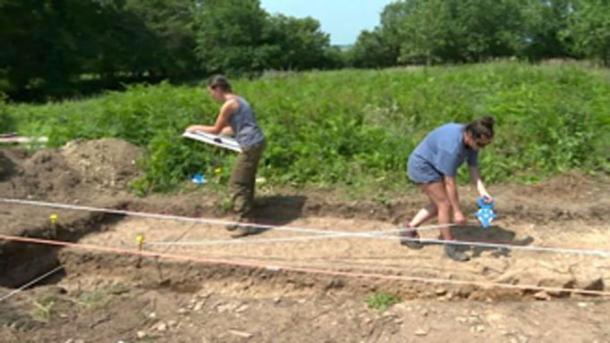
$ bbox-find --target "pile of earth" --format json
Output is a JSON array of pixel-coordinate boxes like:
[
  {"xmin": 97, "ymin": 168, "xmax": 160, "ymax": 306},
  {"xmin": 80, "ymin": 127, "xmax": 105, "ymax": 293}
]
[{"xmin": 0, "ymin": 138, "xmax": 142, "ymax": 201}]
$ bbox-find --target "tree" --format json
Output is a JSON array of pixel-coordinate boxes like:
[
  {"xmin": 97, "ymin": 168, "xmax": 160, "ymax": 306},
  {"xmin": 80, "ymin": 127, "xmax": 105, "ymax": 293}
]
[
  {"xmin": 0, "ymin": 0, "xmax": 165, "ymax": 97},
  {"xmin": 564, "ymin": 0, "xmax": 610, "ymax": 65},
  {"xmin": 0, "ymin": 0, "xmax": 88, "ymax": 95},
  {"xmin": 1, "ymin": 0, "xmax": 339, "ymax": 99},
  {"xmin": 521, "ymin": 0, "xmax": 574, "ymax": 60},
  {"xmin": 398, "ymin": 0, "xmax": 526, "ymax": 64},
  {"xmin": 397, "ymin": 0, "xmax": 451, "ymax": 65},
  {"xmin": 349, "ymin": 1, "xmax": 412, "ymax": 68},
  {"xmin": 349, "ymin": 0, "xmax": 549, "ymax": 66},
  {"xmin": 350, "ymin": 29, "xmax": 398, "ymax": 68},
  {"xmin": 263, "ymin": 15, "xmax": 331, "ymax": 70},
  {"xmin": 193, "ymin": 0, "xmax": 334, "ymax": 74},
  {"xmin": 124, "ymin": 0, "xmax": 200, "ymax": 78},
  {"xmin": 194, "ymin": 0, "xmax": 269, "ymax": 74}
]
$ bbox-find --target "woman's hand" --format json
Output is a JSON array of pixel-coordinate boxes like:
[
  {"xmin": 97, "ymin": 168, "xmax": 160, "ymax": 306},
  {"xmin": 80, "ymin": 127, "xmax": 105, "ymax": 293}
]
[
  {"xmin": 186, "ymin": 125, "xmax": 203, "ymax": 133},
  {"xmin": 453, "ymin": 210, "xmax": 467, "ymax": 225},
  {"xmin": 481, "ymin": 193, "xmax": 494, "ymax": 203},
  {"xmin": 221, "ymin": 126, "xmax": 234, "ymax": 136}
]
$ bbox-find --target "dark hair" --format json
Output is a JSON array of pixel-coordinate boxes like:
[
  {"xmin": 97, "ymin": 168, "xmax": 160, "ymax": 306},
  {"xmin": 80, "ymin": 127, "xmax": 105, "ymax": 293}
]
[
  {"xmin": 465, "ymin": 116, "xmax": 495, "ymax": 140},
  {"xmin": 208, "ymin": 74, "xmax": 232, "ymax": 92}
]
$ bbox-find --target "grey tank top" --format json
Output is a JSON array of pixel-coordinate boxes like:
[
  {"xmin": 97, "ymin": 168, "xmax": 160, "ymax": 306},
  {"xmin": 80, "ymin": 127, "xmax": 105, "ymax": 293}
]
[{"xmin": 228, "ymin": 97, "xmax": 265, "ymax": 149}]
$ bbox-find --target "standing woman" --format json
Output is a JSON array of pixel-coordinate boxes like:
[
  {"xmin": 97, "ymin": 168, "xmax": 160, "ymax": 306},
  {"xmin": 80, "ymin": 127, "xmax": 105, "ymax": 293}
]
[
  {"xmin": 402, "ymin": 116, "xmax": 495, "ymax": 261},
  {"xmin": 186, "ymin": 75, "xmax": 266, "ymax": 237}
]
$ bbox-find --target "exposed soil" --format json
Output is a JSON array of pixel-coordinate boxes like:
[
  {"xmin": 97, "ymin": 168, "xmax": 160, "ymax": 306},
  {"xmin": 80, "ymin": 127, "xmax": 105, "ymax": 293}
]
[{"xmin": 0, "ymin": 141, "xmax": 609, "ymax": 342}]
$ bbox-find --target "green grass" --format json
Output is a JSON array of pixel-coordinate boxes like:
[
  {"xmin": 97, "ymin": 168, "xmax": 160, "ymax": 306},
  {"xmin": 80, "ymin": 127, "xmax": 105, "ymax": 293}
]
[
  {"xmin": 0, "ymin": 92, "xmax": 14, "ymax": 132},
  {"xmin": 5, "ymin": 61, "xmax": 610, "ymax": 194},
  {"xmin": 30, "ymin": 295, "xmax": 56, "ymax": 323},
  {"xmin": 77, "ymin": 282, "xmax": 129, "ymax": 310},
  {"xmin": 366, "ymin": 292, "xmax": 402, "ymax": 311}
]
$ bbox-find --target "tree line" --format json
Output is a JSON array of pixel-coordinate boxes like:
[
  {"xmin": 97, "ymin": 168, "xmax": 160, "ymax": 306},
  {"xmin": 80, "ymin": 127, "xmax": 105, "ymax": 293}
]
[
  {"xmin": 0, "ymin": 0, "xmax": 339, "ymax": 100},
  {"xmin": 350, "ymin": 0, "xmax": 610, "ymax": 68},
  {"xmin": 1, "ymin": 0, "xmax": 609, "ymax": 100}
]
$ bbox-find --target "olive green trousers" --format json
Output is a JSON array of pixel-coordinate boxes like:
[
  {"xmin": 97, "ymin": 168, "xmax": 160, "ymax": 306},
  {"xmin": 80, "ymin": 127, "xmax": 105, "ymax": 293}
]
[{"xmin": 229, "ymin": 142, "xmax": 265, "ymax": 220}]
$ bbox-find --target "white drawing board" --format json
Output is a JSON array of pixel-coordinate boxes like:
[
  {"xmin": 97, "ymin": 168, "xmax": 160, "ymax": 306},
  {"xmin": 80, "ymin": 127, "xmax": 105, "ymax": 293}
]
[{"xmin": 182, "ymin": 131, "xmax": 242, "ymax": 153}]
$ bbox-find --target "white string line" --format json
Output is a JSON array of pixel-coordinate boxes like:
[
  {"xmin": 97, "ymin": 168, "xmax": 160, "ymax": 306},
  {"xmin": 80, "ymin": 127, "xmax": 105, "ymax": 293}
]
[
  {"xmin": 1, "ymin": 234, "xmax": 609, "ymax": 297},
  {"xmin": 3, "ymin": 197, "xmax": 610, "ymax": 258},
  {"xmin": 145, "ymin": 223, "xmax": 456, "ymax": 246},
  {"xmin": 159, "ymin": 221, "xmax": 199, "ymax": 253},
  {"xmin": 0, "ymin": 265, "xmax": 64, "ymax": 303},
  {"xmin": 0, "ymin": 197, "xmax": 443, "ymax": 237},
  {"xmin": 146, "ymin": 233, "xmax": 379, "ymax": 246},
  {"xmin": 412, "ymin": 237, "xmax": 610, "ymax": 257},
  {"xmin": 144, "ymin": 232, "xmax": 610, "ymax": 258}
]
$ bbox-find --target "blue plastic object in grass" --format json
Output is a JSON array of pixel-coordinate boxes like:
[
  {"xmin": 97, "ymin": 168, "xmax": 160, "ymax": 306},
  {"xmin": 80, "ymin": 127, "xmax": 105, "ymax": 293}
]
[
  {"xmin": 191, "ymin": 172, "xmax": 207, "ymax": 185},
  {"xmin": 475, "ymin": 197, "xmax": 496, "ymax": 228}
]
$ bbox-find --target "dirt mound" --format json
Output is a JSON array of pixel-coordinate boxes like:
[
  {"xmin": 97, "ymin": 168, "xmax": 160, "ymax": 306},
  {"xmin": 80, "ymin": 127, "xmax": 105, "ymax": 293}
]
[
  {"xmin": 0, "ymin": 138, "xmax": 141, "ymax": 199},
  {"xmin": 22, "ymin": 150, "xmax": 81, "ymax": 199},
  {"xmin": 0, "ymin": 139, "xmax": 142, "ymax": 235},
  {"xmin": 61, "ymin": 138, "xmax": 142, "ymax": 190},
  {"xmin": 0, "ymin": 151, "xmax": 13, "ymax": 179}
]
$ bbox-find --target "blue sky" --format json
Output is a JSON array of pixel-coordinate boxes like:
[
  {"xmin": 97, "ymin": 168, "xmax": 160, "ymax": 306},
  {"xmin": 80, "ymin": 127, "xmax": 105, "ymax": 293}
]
[{"xmin": 260, "ymin": 0, "xmax": 395, "ymax": 46}]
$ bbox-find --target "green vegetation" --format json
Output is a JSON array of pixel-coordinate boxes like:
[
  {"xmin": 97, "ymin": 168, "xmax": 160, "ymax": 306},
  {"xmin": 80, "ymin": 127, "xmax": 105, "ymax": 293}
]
[
  {"xmin": 566, "ymin": 0, "xmax": 610, "ymax": 66},
  {"xmin": 3, "ymin": 1, "xmax": 610, "ymax": 101},
  {"xmin": 78, "ymin": 282, "xmax": 130, "ymax": 310},
  {"xmin": 30, "ymin": 295, "xmax": 56, "ymax": 323},
  {"xmin": 0, "ymin": 0, "xmax": 336, "ymax": 100},
  {"xmin": 366, "ymin": 292, "xmax": 402, "ymax": 311},
  {"xmin": 7, "ymin": 62, "xmax": 610, "ymax": 194},
  {"xmin": 0, "ymin": 93, "xmax": 14, "ymax": 132},
  {"xmin": 352, "ymin": 0, "xmax": 610, "ymax": 67}
]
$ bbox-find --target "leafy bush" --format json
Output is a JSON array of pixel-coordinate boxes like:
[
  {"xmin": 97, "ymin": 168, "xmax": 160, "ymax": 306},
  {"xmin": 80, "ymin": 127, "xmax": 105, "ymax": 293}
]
[
  {"xmin": 0, "ymin": 92, "xmax": 15, "ymax": 133},
  {"xmin": 7, "ymin": 62, "xmax": 610, "ymax": 193}
]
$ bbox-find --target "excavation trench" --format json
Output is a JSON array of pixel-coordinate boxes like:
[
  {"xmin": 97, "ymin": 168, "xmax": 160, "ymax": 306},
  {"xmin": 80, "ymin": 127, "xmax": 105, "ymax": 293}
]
[
  {"xmin": 2, "ymin": 202, "xmax": 608, "ymax": 302},
  {"xmin": 2, "ymin": 142, "xmax": 610, "ymax": 342}
]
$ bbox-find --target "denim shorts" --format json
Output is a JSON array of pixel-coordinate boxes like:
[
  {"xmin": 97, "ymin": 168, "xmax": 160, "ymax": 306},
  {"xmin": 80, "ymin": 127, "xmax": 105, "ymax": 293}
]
[{"xmin": 407, "ymin": 154, "xmax": 443, "ymax": 184}]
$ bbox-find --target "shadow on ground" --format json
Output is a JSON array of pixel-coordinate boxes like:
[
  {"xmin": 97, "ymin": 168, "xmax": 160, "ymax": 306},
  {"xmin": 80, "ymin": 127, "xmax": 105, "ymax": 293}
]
[
  {"xmin": 451, "ymin": 224, "xmax": 535, "ymax": 258},
  {"xmin": 254, "ymin": 195, "xmax": 307, "ymax": 227}
]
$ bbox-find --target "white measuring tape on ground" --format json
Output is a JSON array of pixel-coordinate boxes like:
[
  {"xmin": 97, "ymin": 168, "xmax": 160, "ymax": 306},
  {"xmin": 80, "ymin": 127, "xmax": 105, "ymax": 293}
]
[
  {"xmin": 145, "ymin": 230, "xmax": 610, "ymax": 257},
  {"xmin": 2, "ymin": 197, "xmax": 610, "ymax": 258},
  {"xmin": 182, "ymin": 130, "xmax": 242, "ymax": 152},
  {"xmin": 0, "ymin": 197, "xmax": 440, "ymax": 237},
  {"xmin": 145, "ymin": 223, "xmax": 455, "ymax": 247}
]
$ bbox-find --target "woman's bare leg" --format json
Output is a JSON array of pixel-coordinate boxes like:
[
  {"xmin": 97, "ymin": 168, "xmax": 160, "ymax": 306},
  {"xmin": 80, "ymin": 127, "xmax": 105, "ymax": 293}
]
[
  {"xmin": 419, "ymin": 181, "xmax": 469, "ymax": 261},
  {"xmin": 401, "ymin": 182, "xmax": 443, "ymax": 249},
  {"xmin": 408, "ymin": 203, "xmax": 437, "ymax": 227},
  {"xmin": 420, "ymin": 181, "xmax": 453, "ymax": 240}
]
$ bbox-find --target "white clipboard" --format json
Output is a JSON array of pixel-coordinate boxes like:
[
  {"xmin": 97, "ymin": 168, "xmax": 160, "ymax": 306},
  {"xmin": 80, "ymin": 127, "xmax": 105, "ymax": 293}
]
[{"xmin": 182, "ymin": 131, "xmax": 242, "ymax": 153}]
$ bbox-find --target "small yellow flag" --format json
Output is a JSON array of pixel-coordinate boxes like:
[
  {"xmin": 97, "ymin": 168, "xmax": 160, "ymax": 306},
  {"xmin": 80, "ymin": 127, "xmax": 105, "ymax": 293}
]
[
  {"xmin": 49, "ymin": 214, "xmax": 58, "ymax": 225},
  {"xmin": 136, "ymin": 233, "xmax": 145, "ymax": 246}
]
